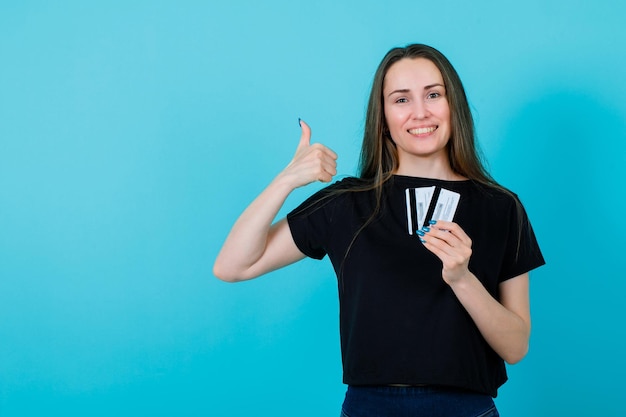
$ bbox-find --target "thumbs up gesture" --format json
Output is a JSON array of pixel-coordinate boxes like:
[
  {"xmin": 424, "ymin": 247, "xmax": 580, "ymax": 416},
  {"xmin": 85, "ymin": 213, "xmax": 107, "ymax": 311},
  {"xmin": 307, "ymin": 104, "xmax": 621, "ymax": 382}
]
[{"xmin": 282, "ymin": 119, "xmax": 338, "ymax": 188}]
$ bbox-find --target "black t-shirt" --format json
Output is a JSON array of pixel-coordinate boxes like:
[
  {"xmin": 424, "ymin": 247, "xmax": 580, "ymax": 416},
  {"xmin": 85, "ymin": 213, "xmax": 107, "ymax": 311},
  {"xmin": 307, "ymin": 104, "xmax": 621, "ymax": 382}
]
[{"xmin": 287, "ymin": 175, "xmax": 545, "ymax": 397}]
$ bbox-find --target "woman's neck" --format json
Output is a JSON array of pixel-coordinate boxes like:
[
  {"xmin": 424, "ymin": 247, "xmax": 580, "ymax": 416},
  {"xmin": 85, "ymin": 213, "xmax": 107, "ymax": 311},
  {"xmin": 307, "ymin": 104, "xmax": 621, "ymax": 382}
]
[{"xmin": 394, "ymin": 156, "xmax": 466, "ymax": 181}]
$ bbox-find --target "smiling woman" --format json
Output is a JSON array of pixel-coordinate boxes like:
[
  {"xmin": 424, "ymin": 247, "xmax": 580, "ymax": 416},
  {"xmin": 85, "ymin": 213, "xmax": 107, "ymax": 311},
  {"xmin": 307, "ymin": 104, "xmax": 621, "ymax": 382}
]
[
  {"xmin": 383, "ymin": 58, "xmax": 454, "ymax": 177},
  {"xmin": 213, "ymin": 43, "xmax": 545, "ymax": 417}
]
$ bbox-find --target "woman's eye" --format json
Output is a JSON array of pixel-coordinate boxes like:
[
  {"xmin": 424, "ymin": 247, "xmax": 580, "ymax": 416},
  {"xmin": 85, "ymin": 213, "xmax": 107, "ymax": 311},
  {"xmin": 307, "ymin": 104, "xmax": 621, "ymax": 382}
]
[
  {"xmin": 427, "ymin": 92, "xmax": 441, "ymax": 99},
  {"xmin": 395, "ymin": 97, "xmax": 408, "ymax": 103}
]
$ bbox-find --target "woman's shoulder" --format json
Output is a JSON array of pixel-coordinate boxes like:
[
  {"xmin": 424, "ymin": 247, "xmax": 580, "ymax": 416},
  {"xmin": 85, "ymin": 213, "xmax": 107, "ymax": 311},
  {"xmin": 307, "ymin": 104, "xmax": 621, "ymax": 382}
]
[
  {"xmin": 459, "ymin": 181, "xmax": 528, "ymax": 220},
  {"xmin": 292, "ymin": 176, "xmax": 364, "ymax": 211},
  {"xmin": 331, "ymin": 176, "xmax": 370, "ymax": 189},
  {"xmin": 312, "ymin": 176, "xmax": 372, "ymax": 196},
  {"xmin": 469, "ymin": 180, "xmax": 520, "ymax": 201}
]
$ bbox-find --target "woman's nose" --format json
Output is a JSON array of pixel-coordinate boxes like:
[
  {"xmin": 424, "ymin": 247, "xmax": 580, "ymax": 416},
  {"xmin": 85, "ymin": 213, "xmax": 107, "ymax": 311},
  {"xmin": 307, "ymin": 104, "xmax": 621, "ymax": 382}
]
[{"xmin": 411, "ymin": 100, "xmax": 429, "ymax": 119}]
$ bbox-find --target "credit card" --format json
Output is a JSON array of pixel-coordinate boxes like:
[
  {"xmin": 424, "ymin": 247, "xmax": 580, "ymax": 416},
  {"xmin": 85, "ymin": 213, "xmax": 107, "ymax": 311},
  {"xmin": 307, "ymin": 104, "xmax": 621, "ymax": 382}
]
[
  {"xmin": 430, "ymin": 188, "xmax": 460, "ymax": 223},
  {"xmin": 405, "ymin": 186, "xmax": 434, "ymax": 234},
  {"xmin": 405, "ymin": 187, "xmax": 460, "ymax": 235}
]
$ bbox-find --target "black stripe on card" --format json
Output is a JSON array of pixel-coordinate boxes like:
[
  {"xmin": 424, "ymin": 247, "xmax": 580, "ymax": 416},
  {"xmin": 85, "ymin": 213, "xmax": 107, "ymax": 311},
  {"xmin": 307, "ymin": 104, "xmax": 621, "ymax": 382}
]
[
  {"xmin": 423, "ymin": 186, "xmax": 442, "ymax": 227},
  {"xmin": 405, "ymin": 188, "xmax": 418, "ymax": 235}
]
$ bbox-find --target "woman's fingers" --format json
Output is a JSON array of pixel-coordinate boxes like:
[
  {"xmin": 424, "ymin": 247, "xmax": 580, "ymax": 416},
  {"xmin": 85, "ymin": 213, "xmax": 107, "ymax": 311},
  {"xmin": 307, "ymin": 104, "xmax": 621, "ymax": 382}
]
[
  {"xmin": 427, "ymin": 221, "xmax": 471, "ymax": 248},
  {"xmin": 296, "ymin": 119, "xmax": 312, "ymax": 151},
  {"xmin": 420, "ymin": 221, "xmax": 473, "ymax": 283},
  {"xmin": 285, "ymin": 120, "xmax": 338, "ymax": 186}
]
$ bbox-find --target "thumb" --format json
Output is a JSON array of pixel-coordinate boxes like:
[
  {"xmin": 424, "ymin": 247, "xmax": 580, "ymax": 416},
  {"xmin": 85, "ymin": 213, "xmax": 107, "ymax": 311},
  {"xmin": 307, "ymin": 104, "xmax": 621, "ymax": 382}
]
[{"xmin": 297, "ymin": 118, "xmax": 311, "ymax": 150}]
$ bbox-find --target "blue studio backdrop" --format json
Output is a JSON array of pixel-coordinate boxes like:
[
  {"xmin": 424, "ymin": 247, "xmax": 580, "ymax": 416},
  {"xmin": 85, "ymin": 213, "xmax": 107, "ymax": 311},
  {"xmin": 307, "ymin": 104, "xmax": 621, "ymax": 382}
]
[{"xmin": 1, "ymin": 1, "xmax": 625, "ymax": 416}]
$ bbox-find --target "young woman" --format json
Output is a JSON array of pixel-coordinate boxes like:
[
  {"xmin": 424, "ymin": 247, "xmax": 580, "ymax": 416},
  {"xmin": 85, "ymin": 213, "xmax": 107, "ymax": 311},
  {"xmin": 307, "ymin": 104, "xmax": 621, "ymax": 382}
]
[{"xmin": 214, "ymin": 44, "xmax": 545, "ymax": 417}]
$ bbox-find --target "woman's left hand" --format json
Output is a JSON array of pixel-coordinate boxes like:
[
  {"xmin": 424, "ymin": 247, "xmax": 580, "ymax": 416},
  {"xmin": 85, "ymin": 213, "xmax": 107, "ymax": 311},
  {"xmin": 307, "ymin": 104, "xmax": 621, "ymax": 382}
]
[{"xmin": 419, "ymin": 220, "xmax": 473, "ymax": 285}]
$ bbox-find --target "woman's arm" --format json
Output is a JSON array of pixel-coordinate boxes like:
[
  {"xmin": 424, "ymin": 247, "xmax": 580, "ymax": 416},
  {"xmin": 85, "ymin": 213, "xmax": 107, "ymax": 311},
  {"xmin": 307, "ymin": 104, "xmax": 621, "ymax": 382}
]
[
  {"xmin": 420, "ymin": 220, "xmax": 531, "ymax": 364},
  {"xmin": 213, "ymin": 121, "xmax": 337, "ymax": 282},
  {"xmin": 447, "ymin": 272, "xmax": 530, "ymax": 364}
]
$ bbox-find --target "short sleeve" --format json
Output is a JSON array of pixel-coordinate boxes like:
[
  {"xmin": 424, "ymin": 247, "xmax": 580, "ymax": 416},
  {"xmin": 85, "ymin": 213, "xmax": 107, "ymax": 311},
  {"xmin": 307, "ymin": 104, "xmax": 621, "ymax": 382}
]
[
  {"xmin": 287, "ymin": 178, "xmax": 360, "ymax": 260},
  {"xmin": 286, "ymin": 186, "xmax": 338, "ymax": 260},
  {"xmin": 499, "ymin": 197, "xmax": 546, "ymax": 281}
]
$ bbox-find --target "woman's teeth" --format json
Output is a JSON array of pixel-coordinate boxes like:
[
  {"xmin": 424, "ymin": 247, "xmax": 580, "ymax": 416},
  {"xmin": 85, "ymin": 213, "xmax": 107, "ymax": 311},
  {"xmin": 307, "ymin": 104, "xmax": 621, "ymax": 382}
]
[{"xmin": 408, "ymin": 126, "xmax": 437, "ymax": 135}]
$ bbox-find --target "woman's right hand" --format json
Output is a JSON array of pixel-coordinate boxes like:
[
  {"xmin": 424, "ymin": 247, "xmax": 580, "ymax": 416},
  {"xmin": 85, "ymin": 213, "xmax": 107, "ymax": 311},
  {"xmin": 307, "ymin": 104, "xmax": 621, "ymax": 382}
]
[{"xmin": 280, "ymin": 120, "xmax": 338, "ymax": 188}]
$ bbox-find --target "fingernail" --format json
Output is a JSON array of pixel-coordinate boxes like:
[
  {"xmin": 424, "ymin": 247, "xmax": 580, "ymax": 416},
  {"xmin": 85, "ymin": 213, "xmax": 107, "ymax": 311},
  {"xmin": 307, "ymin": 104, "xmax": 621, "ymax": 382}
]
[
  {"xmin": 421, "ymin": 227, "xmax": 430, "ymax": 233},
  {"xmin": 416, "ymin": 230, "xmax": 425, "ymax": 237},
  {"xmin": 429, "ymin": 220, "xmax": 437, "ymax": 225},
  {"xmin": 298, "ymin": 117, "xmax": 302, "ymax": 127},
  {"xmin": 419, "ymin": 238, "xmax": 426, "ymax": 244}
]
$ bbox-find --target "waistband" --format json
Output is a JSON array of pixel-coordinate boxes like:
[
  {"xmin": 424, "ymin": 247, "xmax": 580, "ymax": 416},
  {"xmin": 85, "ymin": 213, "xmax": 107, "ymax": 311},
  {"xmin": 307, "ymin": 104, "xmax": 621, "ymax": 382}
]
[{"xmin": 342, "ymin": 385, "xmax": 496, "ymax": 417}]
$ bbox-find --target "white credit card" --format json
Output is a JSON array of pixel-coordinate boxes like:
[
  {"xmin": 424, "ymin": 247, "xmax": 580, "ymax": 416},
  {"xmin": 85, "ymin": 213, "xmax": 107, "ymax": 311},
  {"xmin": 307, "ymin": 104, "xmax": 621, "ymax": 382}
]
[
  {"xmin": 431, "ymin": 188, "xmax": 460, "ymax": 223},
  {"xmin": 405, "ymin": 186, "xmax": 434, "ymax": 234},
  {"xmin": 405, "ymin": 187, "xmax": 460, "ymax": 235}
]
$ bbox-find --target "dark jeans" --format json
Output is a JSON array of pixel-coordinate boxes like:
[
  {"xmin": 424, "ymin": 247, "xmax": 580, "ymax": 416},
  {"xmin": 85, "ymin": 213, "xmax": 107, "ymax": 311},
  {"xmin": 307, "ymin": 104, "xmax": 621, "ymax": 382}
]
[{"xmin": 340, "ymin": 385, "xmax": 499, "ymax": 417}]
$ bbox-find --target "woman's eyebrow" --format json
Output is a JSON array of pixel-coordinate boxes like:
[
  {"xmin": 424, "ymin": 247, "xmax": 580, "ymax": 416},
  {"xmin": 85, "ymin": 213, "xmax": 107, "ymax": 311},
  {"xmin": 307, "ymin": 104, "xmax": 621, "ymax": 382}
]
[
  {"xmin": 387, "ymin": 88, "xmax": 410, "ymax": 97},
  {"xmin": 387, "ymin": 84, "xmax": 445, "ymax": 97}
]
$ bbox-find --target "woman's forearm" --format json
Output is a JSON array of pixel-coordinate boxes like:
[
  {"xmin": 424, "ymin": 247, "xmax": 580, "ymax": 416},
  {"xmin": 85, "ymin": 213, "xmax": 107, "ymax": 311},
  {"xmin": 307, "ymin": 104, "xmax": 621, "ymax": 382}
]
[
  {"xmin": 213, "ymin": 173, "xmax": 300, "ymax": 282},
  {"xmin": 448, "ymin": 273, "xmax": 531, "ymax": 364}
]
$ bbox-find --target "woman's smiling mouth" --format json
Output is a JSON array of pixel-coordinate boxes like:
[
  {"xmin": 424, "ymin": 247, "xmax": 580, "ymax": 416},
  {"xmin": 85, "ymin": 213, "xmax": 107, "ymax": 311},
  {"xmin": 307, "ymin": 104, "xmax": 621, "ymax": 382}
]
[{"xmin": 408, "ymin": 126, "xmax": 437, "ymax": 135}]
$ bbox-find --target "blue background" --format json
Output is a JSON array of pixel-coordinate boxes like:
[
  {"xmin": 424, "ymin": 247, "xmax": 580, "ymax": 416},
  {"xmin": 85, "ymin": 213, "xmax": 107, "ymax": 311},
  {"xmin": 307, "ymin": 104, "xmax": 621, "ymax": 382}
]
[{"xmin": 1, "ymin": 1, "xmax": 625, "ymax": 416}]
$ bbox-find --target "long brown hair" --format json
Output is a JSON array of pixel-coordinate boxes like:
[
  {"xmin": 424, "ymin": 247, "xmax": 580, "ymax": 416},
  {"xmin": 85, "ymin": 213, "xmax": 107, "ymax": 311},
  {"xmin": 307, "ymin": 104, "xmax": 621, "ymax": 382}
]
[
  {"xmin": 299, "ymin": 44, "xmax": 526, "ymax": 278},
  {"xmin": 342, "ymin": 44, "xmax": 526, "ymax": 269},
  {"xmin": 360, "ymin": 43, "xmax": 501, "ymax": 192}
]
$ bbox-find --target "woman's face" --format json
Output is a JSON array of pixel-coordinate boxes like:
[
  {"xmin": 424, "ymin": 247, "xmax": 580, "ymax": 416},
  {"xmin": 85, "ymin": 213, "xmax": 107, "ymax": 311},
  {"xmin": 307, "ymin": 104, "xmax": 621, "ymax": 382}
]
[{"xmin": 383, "ymin": 58, "xmax": 451, "ymax": 169}]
